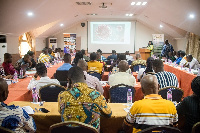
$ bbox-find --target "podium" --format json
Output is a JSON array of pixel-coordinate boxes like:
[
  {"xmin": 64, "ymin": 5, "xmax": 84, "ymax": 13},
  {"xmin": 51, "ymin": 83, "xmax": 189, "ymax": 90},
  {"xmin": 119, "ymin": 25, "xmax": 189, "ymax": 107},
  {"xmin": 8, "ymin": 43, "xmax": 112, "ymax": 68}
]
[{"xmin": 139, "ymin": 48, "xmax": 151, "ymax": 60}]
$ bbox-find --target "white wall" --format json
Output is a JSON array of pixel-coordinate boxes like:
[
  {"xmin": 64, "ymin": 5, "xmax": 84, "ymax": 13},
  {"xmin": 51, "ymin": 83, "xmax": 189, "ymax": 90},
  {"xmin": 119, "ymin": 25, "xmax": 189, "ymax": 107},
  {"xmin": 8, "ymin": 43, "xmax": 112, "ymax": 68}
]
[
  {"xmin": 174, "ymin": 38, "xmax": 187, "ymax": 51},
  {"xmin": 7, "ymin": 36, "xmax": 19, "ymax": 54},
  {"xmin": 35, "ymin": 37, "xmax": 46, "ymax": 51}
]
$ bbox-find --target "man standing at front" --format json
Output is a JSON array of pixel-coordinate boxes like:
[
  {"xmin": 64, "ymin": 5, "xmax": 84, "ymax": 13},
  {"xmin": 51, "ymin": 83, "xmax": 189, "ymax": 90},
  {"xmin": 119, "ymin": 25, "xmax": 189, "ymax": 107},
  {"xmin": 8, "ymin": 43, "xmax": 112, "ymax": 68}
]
[
  {"xmin": 58, "ymin": 67, "xmax": 112, "ymax": 131},
  {"xmin": 123, "ymin": 75, "xmax": 178, "ymax": 133}
]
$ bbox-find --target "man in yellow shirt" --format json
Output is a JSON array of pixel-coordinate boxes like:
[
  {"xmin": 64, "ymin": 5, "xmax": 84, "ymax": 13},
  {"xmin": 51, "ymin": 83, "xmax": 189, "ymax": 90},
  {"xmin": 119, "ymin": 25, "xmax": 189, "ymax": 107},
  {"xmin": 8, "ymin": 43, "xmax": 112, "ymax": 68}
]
[
  {"xmin": 38, "ymin": 48, "xmax": 50, "ymax": 63},
  {"xmin": 87, "ymin": 52, "xmax": 103, "ymax": 74},
  {"xmin": 123, "ymin": 75, "xmax": 178, "ymax": 133}
]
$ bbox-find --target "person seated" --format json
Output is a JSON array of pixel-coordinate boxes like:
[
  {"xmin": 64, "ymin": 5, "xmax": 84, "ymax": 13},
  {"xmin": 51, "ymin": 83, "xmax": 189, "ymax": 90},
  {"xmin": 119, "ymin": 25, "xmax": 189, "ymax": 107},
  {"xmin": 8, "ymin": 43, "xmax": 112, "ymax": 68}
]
[
  {"xmin": 38, "ymin": 48, "xmax": 50, "ymax": 63},
  {"xmin": 0, "ymin": 78, "xmax": 36, "ymax": 132},
  {"xmin": 27, "ymin": 63, "xmax": 60, "ymax": 94},
  {"xmin": 58, "ymin": 66, "xmax": 112, "ymax": 131},
  {"xmin": 173, "ymin": 51, "xmax": 178, "ymax": 59},
  {"xmin": 2, "ymin": 53, "xmax": 18, "ymax": 75},
  {"xmin": 81, "ymin": 49, "xmax": 90, "ymax": 62},
  {"xmin": 48, "ymin": 48, "xmax": 54, "ymax": 61},
  {"xmin": 72, "ymin": 51, "xmax": 83, "ymax": 66},
  {"xmin": 137, "ymin": 57, "xmax": 154, "ymax": 82},
  {"xmin": 125, "ymin": 51, "xmax": 134, "ymax": 62},
  {"xmin": 123, "ymin": 75, "xmax": 178, "ymax": 132},
  {"xmin": 27, "ymin": 51, "xmax": 36, "ymax": 68},
  {"xmin": 185, "ymin": 54, "xmax": 199, "ymax": 69},
  {"xmin": 57, "ymin": 54, "xmax": 72, "ymax": 71},
  {"xmin": 87, "ymin": 52, "xmax": 103, "ymax": 74},
  {"xmin": 179, "ymin": 51, "xmax": 187, "ymax": 66},
  {"xmin": 97, "ymin": 49, "xmax": 106, "ymax": 61},
  {"xmin": 168, "ymin": 51, "xmax": 176, "ymax": 62},
  {"xmin": 14, "ymin": 54, "xmax": 32, "ymax": 72},
  {"xmin": 109, "ymin": 60, "xmax": 136, "ymax": 87},
  {"xmin": 175, "ymin": 50, "xmax": 182, "ymax": 65},
  {"xmin": 77, "ymin": 60, "xmax": 104, "ymax": 94},
  {"xmin": 153, "ymin": 59, "xmax": 178, "ymax": 89},
  {"xmin": 107, "ymin": 50, "xmax": 117, "ymax": 61},
  {"xmin": 176, "ymin": 76, "xmax": 200, "ymax": 133},
  {"xmin": 110, "ymin": 54, "xmax": 126, "ymax": 71},
  {"xmin": 131, "ymin": 53, "xmax": 146, "ymax": 67}
]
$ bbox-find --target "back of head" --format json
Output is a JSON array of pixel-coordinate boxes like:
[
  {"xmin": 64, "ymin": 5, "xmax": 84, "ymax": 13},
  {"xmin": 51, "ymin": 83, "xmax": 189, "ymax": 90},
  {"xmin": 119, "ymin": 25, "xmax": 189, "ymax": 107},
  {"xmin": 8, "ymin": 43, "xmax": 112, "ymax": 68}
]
[
  {"xmin": 27, "ymin": 51, "xmax": 34, "ymax": 56},
  {"xmin": 90, "ymin": 52, "xmax": 97, "ymax": 61},
  {"xmin": 0, "ymin": 78, "xmax": 8, "ymax": 102},
  {"xmin": 125, "ymin": 51, "xmax": 129, "ymax": 55},
  {"xmin": 153, "ymin": 59, "xmax": 164, "ymax": 73},
  {"xmin": 117, "ymin": 53, "xmax": 121, "ymax": 60},
  {"xmin": 48, "ymin": 48, "xmax": 52, "ymax": 54},
  {"xmin": 191, "ymin": 76, "xmax": 200, "ymax": 97},
  {"xmin": 119, "ymin": 54, "xmax": 126, "ymax": 61},
  {"xmin": 77, "ymin": 60, "xmax": 87, "ymax": 71},
  {"xmin": 97, "ymin": 49, "xmax": 102, "ymax": 54},
  {"xmin": 165, "ymin": 39, "xmax": 169, "ymax": 44},
  {"xmin": 112, "ymin": 50, "xmax": 116, "ymax": 54},
  {"xmin": 81, "ymin": 49, "xmax": 85, "ymax": 55},
  {"xmin": 136, "ymin": 53, "xmax": 141, "ymax": 60},
  {"xmin": 68, "ymin": 66, "xmax": 84, "ymax": 83},
  {"xmin": 145, "ymin": 57, "xmax": 154, "ymax": 73},
  {"xmin": 180, "ymin": 51, "xmax": 186, "ymax": 57},
  {"xmin": 96, "ymin": 52, "xmax": 101, "ymax": 60},
  {"xmin": 64, "ymin": 53, "xmax": 71, "ymax": 63},
  {"xmin": 42, "ymin": 48, "xmax": 48, "ymax": 55},
  {"xmin": 36, "ymin": 63, "xmax": 47, "ymax": 77},
  {"xmin": 141, "ymin": 75, "xmax": 158, "ymax": 95},
  {"xmin": 74, "ymin": 51, "xmax": 83, "ymax": 65},
  {"xmin": 118, "ymin": 60, "xmax": 129, "ymax": 72},
  {"xmin": 23, "ymin": 54, "xmax": 30, "ymax": 61},
  {"xmin": 4, "ymin": 53, "xmax": 11, "ymax": 62}
]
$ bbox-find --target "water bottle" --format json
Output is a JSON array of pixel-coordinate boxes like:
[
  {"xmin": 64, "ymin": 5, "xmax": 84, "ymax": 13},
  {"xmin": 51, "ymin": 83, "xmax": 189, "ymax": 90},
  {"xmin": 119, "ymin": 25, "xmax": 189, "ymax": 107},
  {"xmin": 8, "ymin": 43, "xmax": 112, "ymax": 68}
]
[
  {"xmin": 139, "ymin": 65, "xmax": 141, "ymax": 70},
  {"xmin": 127, "ymin": 89, "xmax": 132, "ymax": 106},
  {"xmin": 13, "ymin": 71, "xmax": 18, "ymax": 83},
  {"xmin": 167, "ymin": 89, "xmax": 172, "ymax": 101},
  {"xmin": 1, "ymin": 68, "xmax": 5, "ymax": 76},
  {"xmin": 20, "ymin": 68, "xmax": 23, "ymax": 78},
  {"xmin": 32, "ymin": 87, "xmax": 38, "ymax": 103},
  {"xmin": 197, "ymin": 68, "xmax": 200, "ymax": 76},
  {"xmin": 108, "ymin": 71, "xmax": 111, "ymax": 80}
]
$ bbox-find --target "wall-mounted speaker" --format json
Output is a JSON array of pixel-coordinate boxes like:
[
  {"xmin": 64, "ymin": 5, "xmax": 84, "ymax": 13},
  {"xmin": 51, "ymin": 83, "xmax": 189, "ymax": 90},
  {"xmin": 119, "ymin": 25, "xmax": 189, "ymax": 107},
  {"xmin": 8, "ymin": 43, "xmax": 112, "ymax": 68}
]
[{"xmin": 81, "ymin": 23, "xmax": 85, "ymax": 27}]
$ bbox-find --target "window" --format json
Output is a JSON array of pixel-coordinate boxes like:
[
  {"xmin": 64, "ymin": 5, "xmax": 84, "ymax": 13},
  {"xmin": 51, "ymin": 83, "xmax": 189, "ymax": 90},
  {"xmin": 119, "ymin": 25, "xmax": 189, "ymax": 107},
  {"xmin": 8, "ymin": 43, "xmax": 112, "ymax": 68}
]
[{"xmin": 19, "ymin": 33, "xmax": 31, "ymax": 56}]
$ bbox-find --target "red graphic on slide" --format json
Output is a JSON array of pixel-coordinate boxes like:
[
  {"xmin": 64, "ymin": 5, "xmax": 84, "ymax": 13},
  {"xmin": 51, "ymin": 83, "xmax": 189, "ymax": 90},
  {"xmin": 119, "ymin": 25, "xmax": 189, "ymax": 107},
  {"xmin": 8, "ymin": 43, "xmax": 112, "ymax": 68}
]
[{"xmin": 95, "ymin": 25, "xmax": 112, "ymax": 40}]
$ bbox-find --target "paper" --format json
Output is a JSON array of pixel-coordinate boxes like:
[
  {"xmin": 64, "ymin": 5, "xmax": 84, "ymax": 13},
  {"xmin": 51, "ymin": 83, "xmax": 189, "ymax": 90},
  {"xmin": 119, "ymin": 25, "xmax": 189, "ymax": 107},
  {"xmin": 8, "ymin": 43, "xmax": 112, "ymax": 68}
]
[
  {"xmin": 26, "ymin": 71, "xmax": 36, "ymax": 75},
  {"xmin": 100, "ymin": 81, "xmax": 108, "ymax": 86},
  {"xmin": 22, "ymin": 106, "xmax": 35, "ymax": 114}
]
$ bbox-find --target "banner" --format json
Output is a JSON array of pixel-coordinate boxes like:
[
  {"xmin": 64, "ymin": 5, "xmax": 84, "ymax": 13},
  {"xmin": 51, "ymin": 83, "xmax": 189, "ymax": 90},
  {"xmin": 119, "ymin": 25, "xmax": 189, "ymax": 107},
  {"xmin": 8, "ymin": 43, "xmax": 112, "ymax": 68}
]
[
  {"xmin": 63, "ymin": 33, "xmax": 76, "ymax": 54},
  {"xmin": 152, "ymin": 34, "xmax": 164, "ymax": 57}
]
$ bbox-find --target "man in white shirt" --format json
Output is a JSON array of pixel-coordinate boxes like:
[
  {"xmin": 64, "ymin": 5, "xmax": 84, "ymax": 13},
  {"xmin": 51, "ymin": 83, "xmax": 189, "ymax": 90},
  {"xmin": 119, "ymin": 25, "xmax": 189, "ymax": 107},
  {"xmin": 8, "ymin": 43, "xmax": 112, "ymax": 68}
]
[
  {"xmin": 186, "ymin": 55, "xmax": 199, "ymax": 70},
  {"xmin": 109, "ymin": 60, "xmax": 136, "ymax": 87},
  {"xmin": 77, "ymin": 60, "xmax": 104, "ymax": 94},
  {"xmin": 27, "ymin": 63, "xmax": 60, "ymax": 94}
]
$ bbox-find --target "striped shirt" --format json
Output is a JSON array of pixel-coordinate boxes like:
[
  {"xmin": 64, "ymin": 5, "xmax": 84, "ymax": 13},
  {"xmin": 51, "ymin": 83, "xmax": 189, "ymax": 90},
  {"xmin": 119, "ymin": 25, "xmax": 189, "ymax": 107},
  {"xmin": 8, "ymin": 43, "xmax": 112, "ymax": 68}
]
[
  {"xmin": 155, "ymin": 71, "xmax": 178, "ymax": 89},
  {"xmin": 124, "ymin": 94, "xmax": 178, "ymax": 133},
  {"xmin": 38, "ymin": 53, "xmax": 50, "ymax": 63}
]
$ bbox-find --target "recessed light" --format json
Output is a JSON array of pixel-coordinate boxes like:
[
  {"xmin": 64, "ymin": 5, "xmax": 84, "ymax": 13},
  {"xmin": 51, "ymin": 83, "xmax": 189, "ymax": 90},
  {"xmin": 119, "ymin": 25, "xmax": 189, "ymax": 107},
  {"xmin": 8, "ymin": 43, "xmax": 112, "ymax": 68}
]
[
  {"xmin": 160, "ymin": 25, "xmax": 163, "ymax": 28},
  {"xmin": 27, "ymin": 12, "xmax": 33, "ymax": 16},
  {"xmin": 136, "ymin": 2, "xmax": 141, "ymax": 5},
  {"xmin": 129, "ymin": 14, "xmax": 133, "ymax": 16},
  {"xmin": 131, "ymin": 2, "xmax": 135, "ymax": 5},
  {"xmin": 60, "ymin": 24, "xmax": 64, "ymax": 26},
  {"xmin": 189, "ymin": 14, "xmax": 195, "ymax": 18},
  {"xmin": 142, "ymin": 2, "xmax": 147, "ymax": 5},
  {"xmin": 126, "ymin": 14, "xmax": 129, "ymax": 16}
]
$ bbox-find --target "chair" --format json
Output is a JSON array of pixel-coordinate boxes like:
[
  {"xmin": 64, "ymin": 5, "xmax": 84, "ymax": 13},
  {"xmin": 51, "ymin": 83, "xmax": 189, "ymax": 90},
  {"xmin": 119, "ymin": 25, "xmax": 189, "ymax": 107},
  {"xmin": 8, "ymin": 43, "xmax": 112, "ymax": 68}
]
[
  {"xmin": 87, "ymin": 71, "xmax": 101, "ymax": 81},
  {"xmin": 132, "ymin": 64, "xmax": 146, "ymax": 72},
  {"xmin": 49, "ymin": 121, "xmax": 98, "ymax": 133},
  {"xmin": 106, "ymin": 60, "xmax": 111, "ymax": 65},
  {"xmin": 55, "ymin": 70, "xmax": 68, "ymax": 86},
  {"xmin": 137, "ymin": 125, "xmax": 181, "ymax": 133},
  {"xmin": 109, "ymin": 84, "xmax": 135, "ymax": 103},
  {"xmin": 158, "ymin": 86, "xmax": 184, "ymax": 103},
  {"xmin": 39, "ymin": 84, "xmax": 66, "ymax": 102},
  {"xmin": 0, "ymin": 126, "xmax": 14, "ymax": 133},
  {"xmin": 128, "ymin": 60, "xmax": 132, "ymax": 65},
  {"xmin": 192, "ymin": 122, "xmax": 200, "ymax": 133}
]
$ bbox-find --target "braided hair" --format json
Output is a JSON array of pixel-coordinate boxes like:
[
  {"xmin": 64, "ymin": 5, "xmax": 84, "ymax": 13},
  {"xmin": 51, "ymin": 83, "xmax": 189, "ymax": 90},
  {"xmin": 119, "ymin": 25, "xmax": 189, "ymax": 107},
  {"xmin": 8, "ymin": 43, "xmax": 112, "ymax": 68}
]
[
  {"xmin": 144, "ymin": 57, "xmax": 154, "ymax": 73},
  {"xmin": 191, "ymin": 76, "xmax": 200, "ymax": 107}
]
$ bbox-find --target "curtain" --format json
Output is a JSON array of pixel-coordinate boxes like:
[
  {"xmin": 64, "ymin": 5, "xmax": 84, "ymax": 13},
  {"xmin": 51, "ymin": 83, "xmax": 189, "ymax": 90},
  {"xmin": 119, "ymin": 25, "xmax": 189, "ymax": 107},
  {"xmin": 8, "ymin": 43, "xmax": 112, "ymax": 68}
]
[
  {"xmin": 26, "ymin": 32, "xmax": 34, "ymax": 52},
  {"xmin": 18, "ymin": 35, "xmax": 23, "ymax": 57},
  {"xmin": 186, "ymin": 32, "xmax": 200, "ymax": 62}
]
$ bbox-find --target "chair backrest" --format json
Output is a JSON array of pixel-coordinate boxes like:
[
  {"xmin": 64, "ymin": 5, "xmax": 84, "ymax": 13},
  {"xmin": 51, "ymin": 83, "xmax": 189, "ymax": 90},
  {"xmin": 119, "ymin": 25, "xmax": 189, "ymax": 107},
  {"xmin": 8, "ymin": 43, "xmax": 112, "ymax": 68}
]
[
  {"xmin": 87, "ymin": 71, "xmax": 101, "ymax": 81},
  {"xmin": 39, "ymin": 84, "xmax": 66, "ymax": 102},
  {"xmin": 106, "ymin": 60, "xmax": 111, "ymax": 65},
  {"xmin": 0, "ymin": 126, "xmax": 14, "ymax": 133},
  {"xmin": 132, "ymin": 64, "xmax": 146, "ymax": 72},
  {"xmin": 192, "ymin": 122, "xmax": 200, "ymax": 133},
  {"xmin": 49, "ymin": 121, "xmax": 98, "ymax": 133},
  {"xmin": 55, "ymin": 70, "xmax": 68, "ymax": 86},
  {"xmin": 128, "ymin": 60, "xmax": 132, "ymax": 65},
  {"xmin": 109, "ymin": 84, "xmax": 135, "ymax": 103},
  {"xmin": 158, "ymin": 86, "xmax": 184, "ymax": 102},
  {"xmin": 137, "ymin": 125, "xmax": 181, "ymax": 133}
]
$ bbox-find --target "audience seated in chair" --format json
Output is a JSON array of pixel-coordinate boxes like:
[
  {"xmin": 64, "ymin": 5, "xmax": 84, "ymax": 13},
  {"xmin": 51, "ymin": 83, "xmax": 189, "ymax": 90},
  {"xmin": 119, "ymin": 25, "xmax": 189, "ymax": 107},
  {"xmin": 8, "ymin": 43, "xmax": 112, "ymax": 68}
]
[
  {"xmin": 58, "ymin": 66, "xmax": 112, "ymax": 131},
  {"xmin": 185, "ymin": 54, "xmax": 199, "ymax": 70},
  {"xmin": 2, "ymin": 53, "xmax": 18, "ymax": 75},
  {"xmin": 28, "ymin": 63, "xmax": 60, "ymax": 94},
  {"xmin": 14, "ymin": 54, "xmax": 32, "ymax": 72},
  {"xmin": 153, "ymin": 59, "xmax": 178, "ymax": 89},
  {"xmin": 77, "ymin": 60, "xmax": 104, "ymax": 94},
  {"xmin": 125, "ymin": 51, "xmax": 134, "ymax": 62},
  {"xmin": 57, "ymin": 53, "xmax": 72, "ymax": 71},
  {"xmin": 107, "ymin": 50, "xmax": 117, "ymax": 61},
  {"xmin": 137, "ymin": 125, "xmax": 181, "ymax": 133},
  {"xmin": 81, "ymin": 49, "xmax": 90, "ymax": 62},
  {"xmin": 109, "ymin": 60, "xmax": 136, "ymax": 87},
  {"xmin": 131, "ymin": 53, "xmax": 146, "ymax": 69},
  {"xmin": 27, "ymin": 51, "xmax": 36, "ymax": 68},
  {"xmin": 176, "ymin": 76, "xmax": 200, "ymax": 133},
  {"xmin": 0, "ymin": 78, "xmax": 36, "ymax": 132},
  {"xmin": 38, "ymin": 47, "xmax": 50, "ymax": 63},
  {"xmin": 122, "ymin": 75, "xmax": 178, "ymax": 133},
  {"xmin": 87, "ymin": 52, "xmax": 103, "ymax": 74},
  {"xmin": 97, "ymin": 49, "xmax": 106, "ymax": 62}
]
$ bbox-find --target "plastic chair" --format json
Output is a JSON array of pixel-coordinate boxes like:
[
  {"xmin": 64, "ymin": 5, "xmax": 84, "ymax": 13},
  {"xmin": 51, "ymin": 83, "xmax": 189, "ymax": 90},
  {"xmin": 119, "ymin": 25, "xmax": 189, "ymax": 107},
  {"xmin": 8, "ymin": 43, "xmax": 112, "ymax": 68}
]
[
  {"xmin": 55, "ymin": 70, "xmax": 68, "ymax": 86},
  {"xmin": 109, "ymin": 84, "xmax": 135, "ymax": 103},
  {"xmin": 137, "ymin": 125, "xmax": 181, "ymax": 133},
  {"xmin": 87, "ymin": 71, "xmax": 101, "ymax": 81},
  {"xmin": 39, "ymin": 84, "xmax": 66, "ymax": 102},
  {"xmin": 132, "ymin": 64, "xmax": 146, "ymax": 72},
  {"xmin": 192, "ymin": 122, "xmax": 200, "ymax": 133},
  {"xmin": 158, "ymin": 86, "xmax": 184, "ymax": 102},
  {"xmin": 0, "ymin": 126, "xmax": 14, "ymax": 133},
  {"xmin": 49, "ymin": 121, "xmax": 98, "ymax": 133}
]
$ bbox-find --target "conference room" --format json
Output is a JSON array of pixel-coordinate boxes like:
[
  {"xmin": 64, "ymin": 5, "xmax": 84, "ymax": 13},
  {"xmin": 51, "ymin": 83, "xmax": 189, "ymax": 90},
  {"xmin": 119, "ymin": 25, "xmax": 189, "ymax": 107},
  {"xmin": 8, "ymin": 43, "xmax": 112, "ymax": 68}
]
[{"xmin": 0, "ymin": 0, "xmax": 200, "ymax": 133}]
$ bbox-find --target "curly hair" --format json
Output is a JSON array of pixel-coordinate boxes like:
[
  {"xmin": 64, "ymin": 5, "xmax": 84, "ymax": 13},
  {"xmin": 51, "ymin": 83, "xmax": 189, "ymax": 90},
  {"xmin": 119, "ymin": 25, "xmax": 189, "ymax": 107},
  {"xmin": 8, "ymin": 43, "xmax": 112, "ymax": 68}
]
[{"xmin": 36, "ymin": 63, "xmax": 47, "ymax": 76}]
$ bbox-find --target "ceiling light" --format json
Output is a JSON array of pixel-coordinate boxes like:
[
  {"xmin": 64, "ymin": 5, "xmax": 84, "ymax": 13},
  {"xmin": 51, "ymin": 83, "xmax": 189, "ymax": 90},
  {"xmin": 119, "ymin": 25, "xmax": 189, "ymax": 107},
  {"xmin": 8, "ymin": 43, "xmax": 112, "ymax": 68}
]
[
  {"xmin": 125, "ymin": 14, "xmax": 129, "ymax": 16},
  {"xmin": 136, "ymin": 2, "xmax": 141, "ymax": 5},
  {"xmin": 189, "ymin": 14, "xmax": 195, "ymax": 18},
  {"xmin": 131, "ymin": 2, "xmax": 135, "ymax": 5},
  {"xmin": 160, "ymin": 25, "xmax": 163, "ymax": 28},
  {"xmin": 129, "ymin": 14, "xmax": 133, "ymax": 16},
  {"xmin": 27, "ymin": 12, "xmax": 33, "ymax": 16},
  {"xmin": 142, "ymin": 2, "xmax": 147, "ymax": 5},
  {"xmin": 60, "ymin": 24, "xmax": 64, "ymax": 26}
]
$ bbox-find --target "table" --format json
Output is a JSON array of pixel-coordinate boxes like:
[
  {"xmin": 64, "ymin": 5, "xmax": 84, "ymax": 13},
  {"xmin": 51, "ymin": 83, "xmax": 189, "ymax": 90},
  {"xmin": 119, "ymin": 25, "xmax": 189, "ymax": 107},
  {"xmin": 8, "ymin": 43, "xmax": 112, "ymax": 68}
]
[
  {"xmin": 9, "ymin": 101, "xmax": 128, "ymax": 133},
  {"xmin": 102, "ymin": 72, "xmax": 138, "ymax": 81},
  {"xmin": 164, "ymin": 63, "xmax": 196, "ymax": 98},
  {"xmin": 4, "ymin": 63, "xmax": 63, "ymax": 104}
]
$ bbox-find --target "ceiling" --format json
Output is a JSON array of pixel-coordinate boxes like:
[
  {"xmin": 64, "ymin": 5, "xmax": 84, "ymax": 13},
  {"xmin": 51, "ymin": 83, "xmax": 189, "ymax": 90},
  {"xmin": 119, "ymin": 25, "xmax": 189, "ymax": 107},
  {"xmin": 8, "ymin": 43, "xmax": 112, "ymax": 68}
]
[{"xmin": 0, "ymin": 0, "xmax": 199, "ymax": 39}]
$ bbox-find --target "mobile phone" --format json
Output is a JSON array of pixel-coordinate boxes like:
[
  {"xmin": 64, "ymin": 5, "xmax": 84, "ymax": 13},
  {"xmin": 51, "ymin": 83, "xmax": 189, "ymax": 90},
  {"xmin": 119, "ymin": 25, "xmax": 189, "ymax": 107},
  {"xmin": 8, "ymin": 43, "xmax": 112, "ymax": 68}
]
[{"xmin": 39, "ymin": 108, "xmax": 49, "ymax": 113}]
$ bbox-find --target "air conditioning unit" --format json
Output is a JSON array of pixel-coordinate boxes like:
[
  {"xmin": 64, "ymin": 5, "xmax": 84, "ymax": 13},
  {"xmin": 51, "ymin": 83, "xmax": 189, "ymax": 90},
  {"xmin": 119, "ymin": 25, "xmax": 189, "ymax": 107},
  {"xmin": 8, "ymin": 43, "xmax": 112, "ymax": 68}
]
[
  {"xmin": 0, "ymin": 35, "xmax": 7, "ymax": 64},
  {"xmin": 48, "ymin": 38, "xmax": 57, "ymax": 51}
]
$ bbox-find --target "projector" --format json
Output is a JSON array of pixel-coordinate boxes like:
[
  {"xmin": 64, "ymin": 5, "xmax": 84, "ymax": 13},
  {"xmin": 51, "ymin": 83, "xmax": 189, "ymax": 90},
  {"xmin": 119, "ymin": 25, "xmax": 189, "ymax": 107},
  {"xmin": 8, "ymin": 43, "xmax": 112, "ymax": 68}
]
[{"xmin": 99, "ymin": 3, "xmax": 107, "ymax": 8}]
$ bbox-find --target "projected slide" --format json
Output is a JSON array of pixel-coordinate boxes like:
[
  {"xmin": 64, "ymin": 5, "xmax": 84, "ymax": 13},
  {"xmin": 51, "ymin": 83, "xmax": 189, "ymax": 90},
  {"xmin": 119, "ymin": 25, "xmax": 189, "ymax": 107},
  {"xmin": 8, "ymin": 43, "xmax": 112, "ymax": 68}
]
[{"xmin": 91, "ymin": 22, "xmax": 131, "ymax": 44}]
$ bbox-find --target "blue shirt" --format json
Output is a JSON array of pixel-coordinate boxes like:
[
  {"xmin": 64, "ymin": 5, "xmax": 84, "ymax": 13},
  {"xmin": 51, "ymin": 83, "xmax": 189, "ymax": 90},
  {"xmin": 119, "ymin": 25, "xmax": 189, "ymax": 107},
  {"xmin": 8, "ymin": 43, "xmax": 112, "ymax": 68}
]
[
  {"xmin": 161, "ymin": 44, "xmax": 174, "ymax": 57},
  {"xmin": 107, "ymin": 54, "xmax": 117, "ymax": 60},
  {"xmin": 57, "ymin": 63, "xmax": 72, "ymax": 71},
  {"xmin": 175, "ymin": 57, "xmax": 182, "ymax": 65}
]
